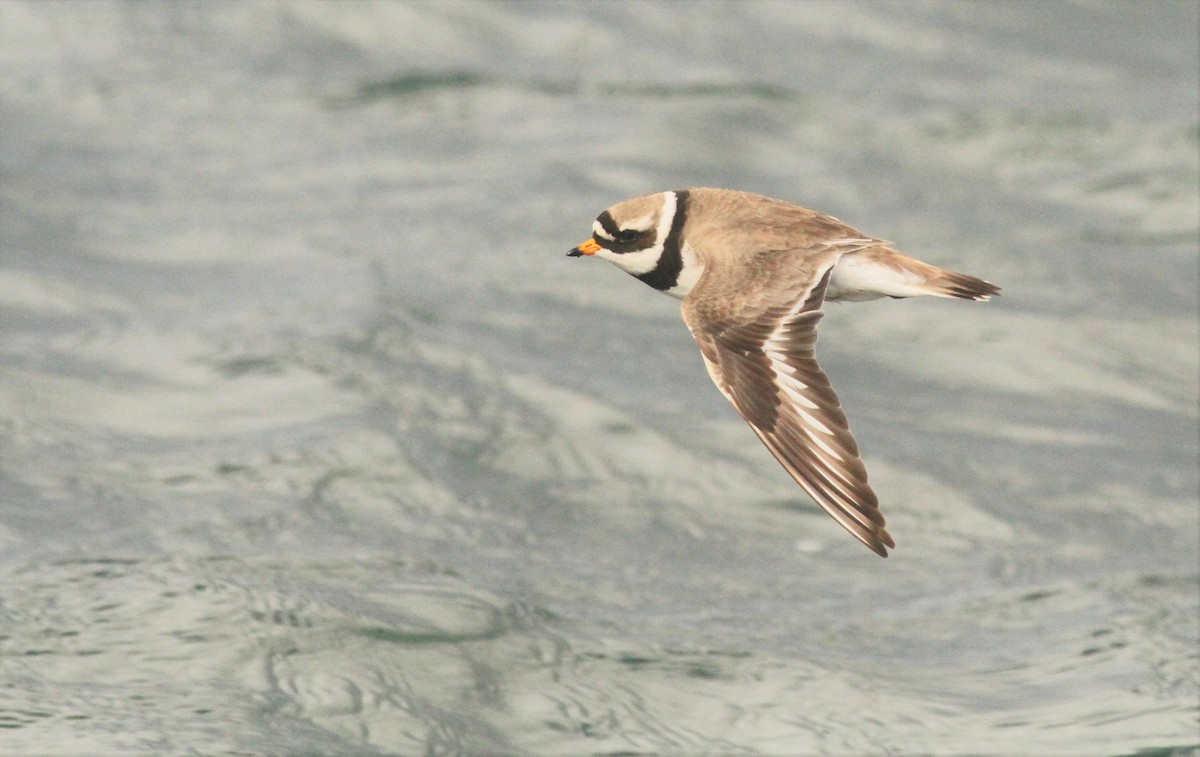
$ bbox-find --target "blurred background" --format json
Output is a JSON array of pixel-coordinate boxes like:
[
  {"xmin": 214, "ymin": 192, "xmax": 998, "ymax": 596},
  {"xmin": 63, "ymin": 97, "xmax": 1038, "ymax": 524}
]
[{"xmin": 1, "ymin": 1, "xmax": 1196, "ymax": 754}]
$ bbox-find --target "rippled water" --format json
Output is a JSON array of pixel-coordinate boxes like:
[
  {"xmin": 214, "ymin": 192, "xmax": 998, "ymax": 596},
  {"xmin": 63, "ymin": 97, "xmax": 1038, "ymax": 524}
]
[{"xmin": 1, "ymin": 2, "xmax": 1197, "ymax": 754}]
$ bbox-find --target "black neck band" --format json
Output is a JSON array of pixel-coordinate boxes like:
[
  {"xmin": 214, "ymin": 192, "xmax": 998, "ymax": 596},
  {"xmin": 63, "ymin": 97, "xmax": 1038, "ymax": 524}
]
[{"xmin": 636, "ymin": 190, "xmax": 690, "ymax": 291}]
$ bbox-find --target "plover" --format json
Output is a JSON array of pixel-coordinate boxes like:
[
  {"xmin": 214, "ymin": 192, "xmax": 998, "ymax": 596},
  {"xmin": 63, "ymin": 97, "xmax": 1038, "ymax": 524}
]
[{"xmin": 568, "ymin": 188, "xmax": 999, "ymax": 557}]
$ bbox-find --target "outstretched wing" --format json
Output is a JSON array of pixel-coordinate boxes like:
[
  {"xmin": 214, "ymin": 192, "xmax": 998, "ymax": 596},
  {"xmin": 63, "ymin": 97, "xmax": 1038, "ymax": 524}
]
[{"xmin": 683, "ymin": 263, "xmax": 894, "ymax": 557}]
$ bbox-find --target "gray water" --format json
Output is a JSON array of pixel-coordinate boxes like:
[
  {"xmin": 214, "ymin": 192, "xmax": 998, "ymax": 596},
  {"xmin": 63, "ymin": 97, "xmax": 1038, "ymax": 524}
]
[{"xmin": 1, "ymin": 2, "xmax": 1197, "ymax": 754}]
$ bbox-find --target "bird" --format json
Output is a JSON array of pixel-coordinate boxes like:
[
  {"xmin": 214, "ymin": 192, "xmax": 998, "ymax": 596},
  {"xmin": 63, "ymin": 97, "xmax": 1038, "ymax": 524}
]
[{"xmin": 567, "ymin": 188, "xmax": 999, "ymax": 557}]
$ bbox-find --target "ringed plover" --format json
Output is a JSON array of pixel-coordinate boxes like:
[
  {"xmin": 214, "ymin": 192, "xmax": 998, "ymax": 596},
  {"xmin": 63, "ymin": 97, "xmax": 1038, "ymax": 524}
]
[{"xmin": 568, "ymin": 188, "xmax": 999, "ymax": 557}]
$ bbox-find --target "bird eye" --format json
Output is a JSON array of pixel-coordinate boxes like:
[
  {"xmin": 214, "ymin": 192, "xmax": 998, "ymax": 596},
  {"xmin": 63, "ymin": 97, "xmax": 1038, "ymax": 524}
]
[{"xmin": 615, "ymin": 229, "xmax": 639, "ymax": 242}]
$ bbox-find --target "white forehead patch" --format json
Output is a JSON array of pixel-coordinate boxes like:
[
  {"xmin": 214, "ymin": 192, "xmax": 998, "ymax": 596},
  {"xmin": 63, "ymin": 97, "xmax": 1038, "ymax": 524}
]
[{"xmin": 592, "ymin": 220, "xmax": 614, "ymax": 241}]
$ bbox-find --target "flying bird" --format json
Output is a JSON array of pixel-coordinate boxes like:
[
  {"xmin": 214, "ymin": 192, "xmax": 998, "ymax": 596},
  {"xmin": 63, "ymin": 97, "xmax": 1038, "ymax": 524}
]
[{"xmin": 568, "ymin": 188, "xmax": 999, "ymax": 557}]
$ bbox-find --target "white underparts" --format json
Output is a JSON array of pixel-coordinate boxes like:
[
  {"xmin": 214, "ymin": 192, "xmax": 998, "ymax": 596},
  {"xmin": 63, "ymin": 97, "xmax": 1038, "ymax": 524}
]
[{"xmin": 827, "ymin": 253, "xmax": 931, "ymax": 301}]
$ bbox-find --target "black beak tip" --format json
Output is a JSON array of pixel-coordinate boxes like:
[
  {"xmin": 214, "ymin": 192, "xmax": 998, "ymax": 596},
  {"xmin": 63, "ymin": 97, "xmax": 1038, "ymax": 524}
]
[{"xmin": 566, "ymin": 248, "xmax": 582, "ymax": 257}]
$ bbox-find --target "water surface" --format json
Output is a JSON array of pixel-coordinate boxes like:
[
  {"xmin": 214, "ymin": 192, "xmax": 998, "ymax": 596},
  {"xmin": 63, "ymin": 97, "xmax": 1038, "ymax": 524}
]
[{"xmin": 1, "ymin": 2, "xmax": 1197, "ymax": 754}]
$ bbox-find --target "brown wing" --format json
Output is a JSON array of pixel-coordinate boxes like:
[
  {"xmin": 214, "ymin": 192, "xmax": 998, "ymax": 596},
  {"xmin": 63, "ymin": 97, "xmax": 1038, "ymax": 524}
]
[{"xmin": 683, "ymin": 265, "xmax": 895, "ymax": 557}]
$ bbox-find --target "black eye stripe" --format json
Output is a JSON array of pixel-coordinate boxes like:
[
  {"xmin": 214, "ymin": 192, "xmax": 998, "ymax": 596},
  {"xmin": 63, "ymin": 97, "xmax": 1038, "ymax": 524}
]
[
  {"xmin": 592, "ymin": 210, "xmax": 656, "ymax": 253},
  {"xmin": 594, "ymin": 229, "xmax": 655, "ymax": 253}
]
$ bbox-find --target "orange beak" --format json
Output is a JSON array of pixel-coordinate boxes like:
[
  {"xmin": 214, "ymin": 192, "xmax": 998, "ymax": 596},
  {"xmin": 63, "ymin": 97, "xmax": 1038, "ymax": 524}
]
[{"xmin": 567, "ymin": 238, "xmax": 602, "ymax": 257}]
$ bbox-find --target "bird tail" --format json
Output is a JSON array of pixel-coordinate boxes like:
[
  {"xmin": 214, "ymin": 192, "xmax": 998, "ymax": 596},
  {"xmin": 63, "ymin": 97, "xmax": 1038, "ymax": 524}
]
[
  {"xmin": 829, "ymin": 249, "xmax": 1001, "ymax": 302},
  {"xmin": 921, "ymin": 266, "xmax": 1002, "ymax": 301}
]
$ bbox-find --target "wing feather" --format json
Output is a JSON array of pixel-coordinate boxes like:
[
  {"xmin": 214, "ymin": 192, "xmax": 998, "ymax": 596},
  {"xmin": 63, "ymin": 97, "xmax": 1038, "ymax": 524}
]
[{"xmin": 684, "ymin": 263, "xmax": 894, "ymax": 557}]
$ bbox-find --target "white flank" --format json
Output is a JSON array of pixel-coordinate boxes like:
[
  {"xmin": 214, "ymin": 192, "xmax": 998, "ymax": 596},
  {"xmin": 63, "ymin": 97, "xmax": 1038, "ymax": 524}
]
[{"xmin": 827, "ymin": 254, "xmax": 926, "ymax": 301}]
